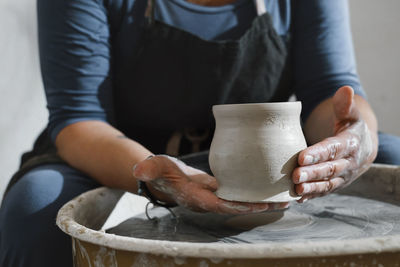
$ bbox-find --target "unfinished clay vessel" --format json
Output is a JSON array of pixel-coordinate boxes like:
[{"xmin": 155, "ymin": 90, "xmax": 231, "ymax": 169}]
[{"xmin": 209, "ymin": 102, "xmax": 307, "ymax": 203}]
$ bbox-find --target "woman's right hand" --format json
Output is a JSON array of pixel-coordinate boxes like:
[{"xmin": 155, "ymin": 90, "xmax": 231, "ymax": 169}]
[{"xmin": 133, "ymin": 155, "xmax": 289, "ymax": 214}]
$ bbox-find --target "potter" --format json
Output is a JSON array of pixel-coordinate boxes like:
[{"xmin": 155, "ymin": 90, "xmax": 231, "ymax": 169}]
[
  {"xmin": 6, "ymin": 0, "xmax": 399, "ymax": 265},
  {"xmin": 209, "ymin": 102, "xmax": 306, "ymax": 203}
]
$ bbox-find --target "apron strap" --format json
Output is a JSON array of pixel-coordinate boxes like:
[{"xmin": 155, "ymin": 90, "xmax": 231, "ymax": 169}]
[{"xmin": 253, "ymin": 0, "xmax": 267, "ymax": 16}]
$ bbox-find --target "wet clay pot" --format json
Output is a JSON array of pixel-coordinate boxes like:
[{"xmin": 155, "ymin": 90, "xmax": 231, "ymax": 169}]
[{"xmin": 209, "ymin": 102, "xmax": 307, "ymax": 203}]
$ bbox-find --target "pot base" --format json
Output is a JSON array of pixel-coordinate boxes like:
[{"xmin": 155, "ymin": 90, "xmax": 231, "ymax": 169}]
[{"xmin": 215, "ymin": 189, "xmax": 301, "ymax": 203}]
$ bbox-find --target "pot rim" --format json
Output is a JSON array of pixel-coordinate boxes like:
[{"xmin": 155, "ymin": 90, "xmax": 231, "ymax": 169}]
[
  {"xmin": 56, "ymin": 164, "xmax": 400, "ymax": 259},
  {"xmin": 212, "ymin": 101, "xmax": 301, "ymax": 113}
]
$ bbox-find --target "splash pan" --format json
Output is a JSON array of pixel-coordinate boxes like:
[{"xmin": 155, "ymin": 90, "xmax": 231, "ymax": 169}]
[{"xmin": 57, "ymin": 164, "xmax": 400, "ymax": 266}]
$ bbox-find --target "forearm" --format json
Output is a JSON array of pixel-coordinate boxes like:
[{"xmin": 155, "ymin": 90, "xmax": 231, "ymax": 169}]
[
  {"xmin": 304, "ymin": 95, "xmax": 378, "ymax": 150},
  {"xmin": 55, "ymin": 120, "xmax": 153, "ymax": 193}
]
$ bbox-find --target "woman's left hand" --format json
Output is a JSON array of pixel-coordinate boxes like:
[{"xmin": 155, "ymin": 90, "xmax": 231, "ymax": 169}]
[
  {"xmin": 133, "ymin": 155, "xmax": 289, "ymax": 214},
  {"xmin": 292, "ymin": 86, "xmax": 378, "ymax": 202}
]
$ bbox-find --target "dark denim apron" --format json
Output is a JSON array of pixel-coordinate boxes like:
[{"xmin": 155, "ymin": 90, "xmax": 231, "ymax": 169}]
[
  {"xmin": 115, "ymin": 0, "xmax": 292, "ymax": 156},
  {"xmin": 5, "ymin": 0, "xmax": 292, "ymax": 195}
]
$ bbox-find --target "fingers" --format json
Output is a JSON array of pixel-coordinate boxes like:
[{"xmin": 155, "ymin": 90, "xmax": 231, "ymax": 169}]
[
  {"xmin": 170, "ymin": 158, "xmax": 219, "ymax": 191},
  {"xmin": 133, "ymin": 155, "xmax": 197, "ymax": 182},
  {"xmin": 298, "ymin": 137, "xmax": 344, "ymax": 166},
  {"xmin": 293, "ymin": 158, "xmax": 351, "ymax": 184},
  {"xmin": 295, "ymin": 177, "xmax": 345, "ymax": 196},
  {"xmin": 178, "ymin": 181, "xmax": 289, "ymax": 215},
  {"xmin": 203, "ymin": 196, "xmax": 288, "ymax": 215},
  {"xmin": 133, "ymin": 155, "xmax": 218, "ymax": 191},
  {"xmin": 189, "ymin": 174, "xmax": 218, "ymax": 191},
  {"xmin": 215, "ymin": 200, "xmax": 289, "ymax": 215},
  {"xmin": 333, "ymin": 86, "xmax": 360, "ymax": 122},
  {"xmin": 297, "ymin": 194, "xmax": 322, "ymax": 203},
  {"xmin": 133, "ymin": 156, "xmax": 170, "ymax": 181},
  {"xmin": 298, "ymin": 131, "xmax": 360, "ymax": 166}
]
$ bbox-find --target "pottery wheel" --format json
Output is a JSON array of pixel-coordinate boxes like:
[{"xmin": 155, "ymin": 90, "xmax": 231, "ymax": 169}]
[{"xmin": 106, "ymin": 193, "xmax": 400, "ymax": 244}]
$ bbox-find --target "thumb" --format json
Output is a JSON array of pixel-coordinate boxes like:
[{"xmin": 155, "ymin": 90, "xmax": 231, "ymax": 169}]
[
  {"xmin": 133, "ymin": 156, "xmax": 165, "ymax": 182},
  {"xmin": 333, "ymin": 86, "xmax": 360, "ymax": 122}
]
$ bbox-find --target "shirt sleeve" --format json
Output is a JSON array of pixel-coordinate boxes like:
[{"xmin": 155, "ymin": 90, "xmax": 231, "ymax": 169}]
[
  {"xmin": 292, "ymin": 0, "xmax": 367, "ymax": 122},
  {"xmin": 38, "ymin": 0, "xmax": 113, "ymax": 142}
]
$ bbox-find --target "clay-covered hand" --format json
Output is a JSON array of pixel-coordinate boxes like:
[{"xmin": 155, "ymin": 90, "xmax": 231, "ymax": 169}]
[
  {"xmin": 133, "ymin": 155, "xmax": 289, "ymax": 214},
  {"xmin": 292, "ymin": 86, "xmax": 378, "ymax": 202}
]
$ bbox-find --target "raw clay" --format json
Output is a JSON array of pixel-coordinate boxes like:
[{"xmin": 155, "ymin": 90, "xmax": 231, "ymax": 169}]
[{"xmin": 209, "ymin": 102, "xmax": 306, "ymax": 203}]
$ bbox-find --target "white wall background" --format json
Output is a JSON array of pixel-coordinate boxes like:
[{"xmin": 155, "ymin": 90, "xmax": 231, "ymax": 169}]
[
  {"xmin": 349, "ymin": 0, "xmax": 400, "ymax": 136},
  {"xmin": 0, "ymin": 0, "xmax": 400, "ymax": 198},
  {"xmin": 0, "ymin": 0, "xmax": 47, "ymax": 200}
]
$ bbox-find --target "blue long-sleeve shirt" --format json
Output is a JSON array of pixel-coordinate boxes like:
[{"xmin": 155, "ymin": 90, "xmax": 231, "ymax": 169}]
[{"xmin": 37, "ymin": 0, "xmax": 366, "ymax": 141}]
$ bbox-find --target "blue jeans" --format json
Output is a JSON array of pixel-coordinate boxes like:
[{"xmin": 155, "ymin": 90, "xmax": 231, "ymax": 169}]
[
  {"xmin": 0, "ymin": 164, "xmax": 100, "ymax": 267},
  {"xmin": 1, "ymin": 132, "xmax": 400, "ymax": 267}
]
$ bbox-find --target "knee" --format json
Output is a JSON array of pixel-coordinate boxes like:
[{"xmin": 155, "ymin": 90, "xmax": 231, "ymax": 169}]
[
  {"xmin": 375, "ymin": 133, "xmax": 400, "ymax": 165},
  {"xmin": 0, "ymin": 166, "xmax": 80, "ymax": 267}
]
